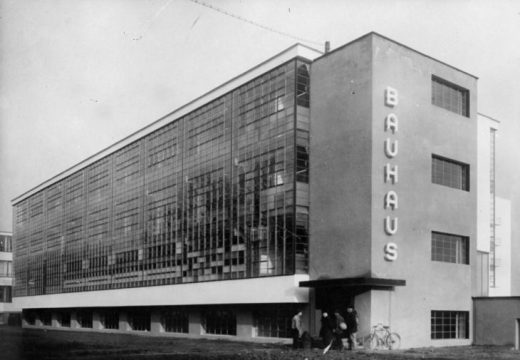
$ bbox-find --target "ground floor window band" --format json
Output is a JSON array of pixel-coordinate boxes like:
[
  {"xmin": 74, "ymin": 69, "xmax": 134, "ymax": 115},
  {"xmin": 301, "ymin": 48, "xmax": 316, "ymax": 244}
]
[{"xmin": 21, "ymin": 304, "xmax": 297, "ymax": 339}]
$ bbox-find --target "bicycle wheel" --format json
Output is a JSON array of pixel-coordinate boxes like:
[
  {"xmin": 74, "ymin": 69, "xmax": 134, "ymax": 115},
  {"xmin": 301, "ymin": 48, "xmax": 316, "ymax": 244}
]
[
  {"xmin": 386, "ymin": 332, "xmax": 401, "ymax": 349},
  {"xmin": 369, "ymin": 334, "xmax": 379, "ymax": 350}
]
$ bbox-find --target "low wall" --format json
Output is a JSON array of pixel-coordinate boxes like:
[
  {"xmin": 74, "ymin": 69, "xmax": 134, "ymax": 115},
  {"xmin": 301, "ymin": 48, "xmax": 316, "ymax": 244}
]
[{"xmin": 473, "ymin": 297, "xmax": 520, "ymax": 347}]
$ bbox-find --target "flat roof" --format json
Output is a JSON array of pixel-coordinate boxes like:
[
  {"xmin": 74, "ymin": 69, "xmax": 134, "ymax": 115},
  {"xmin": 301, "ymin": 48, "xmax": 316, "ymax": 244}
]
[
  {"xmin": 12, "ymin": 43, "xmax": 322, "ymax": 205},
  {"xmin": 315, "ymin": 31, "xmax": 478, "ymax": 80},
  {"xmin": 478, "ymin": 112, "xmax": 501, "ymax": 124}
]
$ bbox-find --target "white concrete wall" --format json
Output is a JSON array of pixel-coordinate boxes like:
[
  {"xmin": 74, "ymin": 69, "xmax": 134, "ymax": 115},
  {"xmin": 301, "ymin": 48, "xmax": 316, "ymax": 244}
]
[{"xmin": 15, "ymin": 275, "xmax": 309, "ymax": 309}]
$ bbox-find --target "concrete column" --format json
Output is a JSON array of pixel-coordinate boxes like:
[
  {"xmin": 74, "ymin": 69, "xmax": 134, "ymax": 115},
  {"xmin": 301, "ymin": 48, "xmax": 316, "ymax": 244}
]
[
  {"xmin": 71, "ymin": 312, "xmax": 80, "ymax": 329},
  {"xmin": 35, "ymin": 316, "xmax": 43, "ymax": 327},
  {"xmin": 119, "ymin": 311, "xmax": 131, "ymax": 331},
  {"xmin": 189, "ymin": 310, "xmax": 203, "ymax": 335},
  {"xmin": 93, "ymin": 311, "xmax": 103, "ymax": 330},
  {"xmin": 150, "ymin": 310, "xmax": 163, "ymax": 334},
  {"xmin": 309, "ymin": 289, "xmax": 319, "ymax": 336},
  {"xmin": 355, "ymin": 291, "xmax": 372, "ymax": 338},
  {"xmin": 236, "ymin": 309, "xmax": 253, "ymax": 338},
  {"xmin": 51, "ymin": 312, "xmax": 60, "ymax": 328}
]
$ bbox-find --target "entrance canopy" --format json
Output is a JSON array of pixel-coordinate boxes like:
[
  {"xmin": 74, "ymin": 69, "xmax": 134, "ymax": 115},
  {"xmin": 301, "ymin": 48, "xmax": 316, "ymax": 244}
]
[
  {"xmin": 299, "ymin": 277, "xmax": 406, "ymax": 290},
  {"xmin": 299, "ymin": 277, "xmax": 406, "ymax": 311}
]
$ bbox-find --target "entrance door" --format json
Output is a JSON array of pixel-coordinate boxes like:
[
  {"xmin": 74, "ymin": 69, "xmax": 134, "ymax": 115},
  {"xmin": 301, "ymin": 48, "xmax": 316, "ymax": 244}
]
[{"xmin": 315, "ymin": 286, "xmax": 354, "ymax": 316}]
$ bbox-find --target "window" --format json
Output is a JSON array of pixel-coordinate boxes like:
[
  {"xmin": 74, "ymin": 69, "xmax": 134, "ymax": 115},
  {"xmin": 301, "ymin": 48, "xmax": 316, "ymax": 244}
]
[
  {"xmin": 24, "ymin": 311, "xmax": 37, "ymax": 325},
  {"xmin": 161, "ymin": 309, "xmax": 189, "ymax": 333},
  {"xmin": 58, "ymin": 312, "xmax": 71, "ymax": 327},
  {"xmin": 296, "ymin": 64, "xmax": 310, "ymax": 108},
  {"xmin": 129, "ymin": 309, "xmax": 151, "ymax": 331},
  {"xmin": 77, "ymin": 310, "xmax": 93, "ymax": 328},
  {"xmin": 432, "ymin": 76, "xmax": 469, "ymax": 117},
  {"xmin": 41, "ymin": 311, "xmax": 52, "ymax": 326},
  {"xmin": 432, "ymin": 155, "xmax": 469, "ymax": 191},
  {"xmin": 0, "ymin": 286, "xmax": 12, "ymax": 302},
  {"xmin": 100, "ymin": 310, "xmax": 119, "ymax": 330},
  {"xmin": 432, "ymin": 232, "xmax": 469, "ymax": 264},
  {"xmin": 203, "ymin": 309, "xmax": 236, "ymax": 335},
  {"xmin": 254, "ymin": 305, "xmax": 296, "ymax": 338},
  {"xmin": 0, "ymin": 261, "xmax": 12, "ymax": 277},
  {"xmin": 431, "ymin": 311, "xmax": 469, "ymax": 339},
  {"xmin": 0, "ymin": 235, "xmax": 12, "ymax": 252}
]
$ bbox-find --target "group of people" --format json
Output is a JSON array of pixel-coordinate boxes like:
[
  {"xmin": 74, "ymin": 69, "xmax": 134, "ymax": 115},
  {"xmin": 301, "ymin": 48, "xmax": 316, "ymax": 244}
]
[
  {"xmin": 291, "ymin": 306, "xmax": 359, "ymax": 351},
  {"xmin": 319, "ymin": 307, "xmax": 359, "ymax": 351}
]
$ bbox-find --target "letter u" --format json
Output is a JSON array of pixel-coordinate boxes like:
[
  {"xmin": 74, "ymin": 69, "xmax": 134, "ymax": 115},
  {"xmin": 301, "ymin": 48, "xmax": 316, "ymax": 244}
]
[
  {"xmin": 385, "ymin": 139, "xmax": 398, "ymax": 158},
  {"xmin": 384, "ymin": 216, "xmax": 398, "ymax": 235}
]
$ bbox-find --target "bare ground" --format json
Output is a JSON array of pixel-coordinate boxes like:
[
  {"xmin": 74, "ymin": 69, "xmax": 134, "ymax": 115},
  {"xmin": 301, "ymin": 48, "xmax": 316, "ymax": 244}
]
[{"xmin": 0, "ymin": 326, "xmax": 518, "ymax": 360}]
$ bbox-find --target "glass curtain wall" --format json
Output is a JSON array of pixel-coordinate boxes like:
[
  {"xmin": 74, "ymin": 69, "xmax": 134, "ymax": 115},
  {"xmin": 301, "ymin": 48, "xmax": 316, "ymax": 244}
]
[{"xmin": 13, "ymin": 59, "xmax": 310, "ymax": 296}]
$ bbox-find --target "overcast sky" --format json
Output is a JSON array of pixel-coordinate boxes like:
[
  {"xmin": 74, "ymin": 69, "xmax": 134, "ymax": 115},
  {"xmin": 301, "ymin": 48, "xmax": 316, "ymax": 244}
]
[{"xmin": 1, "ymin": 0, "xmax": 519, "ymax": 232}]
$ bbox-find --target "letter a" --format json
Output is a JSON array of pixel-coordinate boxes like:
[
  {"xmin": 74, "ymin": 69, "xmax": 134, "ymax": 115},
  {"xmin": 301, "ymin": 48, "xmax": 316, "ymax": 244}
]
[
  {"xmin": 385, "ymin": 87, "xmax": 398, "ymax": 107},
  {"xmin": 385, "ymin": 113, "xmax": 398, "ymax": 133},
  {"xmin": 384, "ymin": 191, "xmax": 398, "ymax": 210},
  {"xmin": 385, "ymin": 216, "xmax": 398, "ymax": 235}
]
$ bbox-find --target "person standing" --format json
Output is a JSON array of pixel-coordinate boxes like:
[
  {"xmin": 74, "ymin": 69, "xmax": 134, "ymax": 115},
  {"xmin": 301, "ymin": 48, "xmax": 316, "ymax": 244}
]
[
  {"xmin": 319, "ymin": 312, "xmax": 334, "ymax": 349},
  {"xmin": 333, "ymin": 310, "xmax": 346, "ymax": 351},
  {"xmin": 345, "ymin": 306, "xmax": 359, "ymax": 350},
  {"xmin": 291, "ymin": 310, "xmax": 303, "ymax": 349}
]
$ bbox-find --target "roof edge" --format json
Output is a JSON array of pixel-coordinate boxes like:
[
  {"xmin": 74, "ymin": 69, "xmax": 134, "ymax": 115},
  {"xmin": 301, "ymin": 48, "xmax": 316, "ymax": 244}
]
[
  {"xmin": 316, "ymin": 31, "xmax": 478, "ymax": 79},
  {"xmin": 478, "ymin": 112, "xmax": 501, "ymax": 124},
  {"xmin": 12, "ymin": 43, "xmax": 322, "ymax": 205}
]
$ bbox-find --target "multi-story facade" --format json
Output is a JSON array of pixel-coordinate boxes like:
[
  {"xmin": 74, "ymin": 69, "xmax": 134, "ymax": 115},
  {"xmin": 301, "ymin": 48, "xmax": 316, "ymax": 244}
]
[
  {"xmin": 13, "ymin": 44, "xmax": 319, "ymax": 338},
  {"xmin": 304, "ymin": 34, "xmax": 476, "ymax": 348},
  {"xmin": 12, "ymin": 33, "xmax": 481, "ymax": 348}
]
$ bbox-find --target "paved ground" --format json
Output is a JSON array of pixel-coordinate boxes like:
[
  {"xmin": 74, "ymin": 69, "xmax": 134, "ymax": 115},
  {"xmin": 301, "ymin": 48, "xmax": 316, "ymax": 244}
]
[{"xmin": 0, "ymin": 326, "xmax": 519, "ymax": 360}]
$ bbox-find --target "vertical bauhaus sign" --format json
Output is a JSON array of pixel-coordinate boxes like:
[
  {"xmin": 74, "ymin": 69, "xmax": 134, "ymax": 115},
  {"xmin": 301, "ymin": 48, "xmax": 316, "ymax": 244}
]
[{"xmin": 383, "ymin": 87, "xmax": 399, "ymax": 261}]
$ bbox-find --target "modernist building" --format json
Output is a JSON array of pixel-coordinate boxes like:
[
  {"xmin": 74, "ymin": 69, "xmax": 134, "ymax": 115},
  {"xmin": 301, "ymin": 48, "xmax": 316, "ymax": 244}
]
[{"xmin": 13, "ymin": 33, "xmax": 481, "ymax": 348}]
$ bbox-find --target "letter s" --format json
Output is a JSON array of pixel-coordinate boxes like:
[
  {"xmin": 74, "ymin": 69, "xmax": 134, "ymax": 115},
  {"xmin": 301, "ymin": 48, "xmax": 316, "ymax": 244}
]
[{"xmin": 384, "ymin": 242, "xmax": 398, "ymax": 261}]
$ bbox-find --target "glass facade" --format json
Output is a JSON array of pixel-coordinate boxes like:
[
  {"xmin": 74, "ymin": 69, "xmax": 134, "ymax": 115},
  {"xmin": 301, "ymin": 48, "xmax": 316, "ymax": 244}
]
[{"xmin": 13, "ymin": 59, "xmax": 310, "ymax": 297}]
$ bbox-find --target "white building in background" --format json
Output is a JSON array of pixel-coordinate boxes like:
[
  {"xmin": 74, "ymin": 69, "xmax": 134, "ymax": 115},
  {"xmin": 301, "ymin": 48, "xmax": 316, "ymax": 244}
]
[
  {"xmin": 477, "ymin": 113, "xmax": 513, "ymax": 297},
  {"xmin": 0, "ymin": 231, "xmax": 20, "ymax": 324},
  {"xmin": 490, "ymin": 197, "xmax": 512, "ymax": 296}
]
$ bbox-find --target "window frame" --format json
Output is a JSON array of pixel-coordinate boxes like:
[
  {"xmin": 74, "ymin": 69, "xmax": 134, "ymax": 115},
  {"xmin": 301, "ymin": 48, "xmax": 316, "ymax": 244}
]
[
  {"xmin": 431, "ymin": 75, "xmax": 470, "ymax": 117},
  {"xmin": 431, "ymin": 231, "xmax": 469, "ymax": 265},
  {"xmin": 431, "ymin": 154, "xmax": 470, "ymax": 191},
  {"xmin": 431, "ymin": 310, "xmax": 469, "ymax": 339}
]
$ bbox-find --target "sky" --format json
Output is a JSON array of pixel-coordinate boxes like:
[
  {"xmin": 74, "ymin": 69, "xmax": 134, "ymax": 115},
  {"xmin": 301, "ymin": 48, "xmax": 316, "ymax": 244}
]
[{"xmin": 0, "ymin": 0, "xmax": 519, "ymax": 232}]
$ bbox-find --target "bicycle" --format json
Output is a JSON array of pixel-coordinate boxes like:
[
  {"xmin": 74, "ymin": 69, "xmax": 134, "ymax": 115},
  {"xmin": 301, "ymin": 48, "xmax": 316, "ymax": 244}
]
[{"xmin": 369, "ymin": 323, "xmax": 401, "ymax": 350}]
